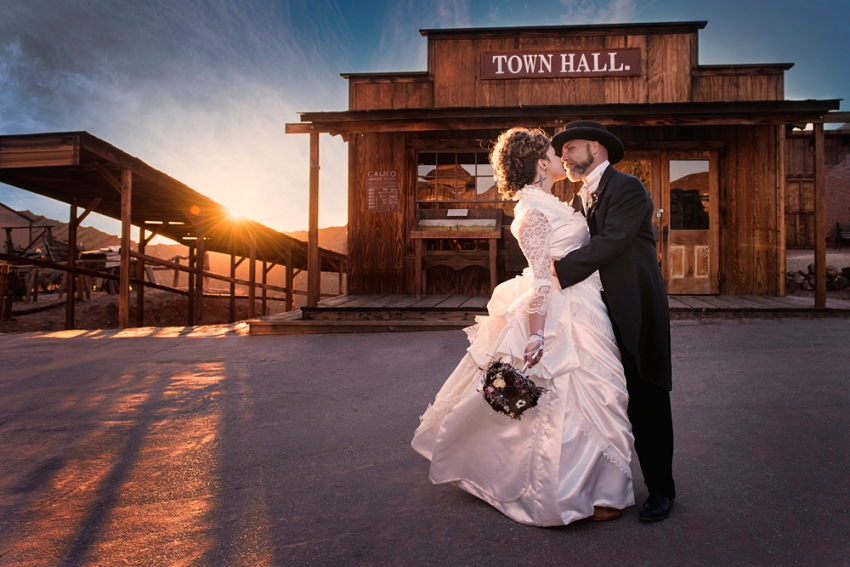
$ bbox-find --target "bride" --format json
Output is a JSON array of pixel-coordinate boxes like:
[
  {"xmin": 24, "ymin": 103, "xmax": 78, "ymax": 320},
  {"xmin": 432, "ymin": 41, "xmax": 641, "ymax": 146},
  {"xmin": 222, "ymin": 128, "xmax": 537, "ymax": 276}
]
[{"xmin": 411, "ymin": 127, "xmax": 634, "ymax": 526}]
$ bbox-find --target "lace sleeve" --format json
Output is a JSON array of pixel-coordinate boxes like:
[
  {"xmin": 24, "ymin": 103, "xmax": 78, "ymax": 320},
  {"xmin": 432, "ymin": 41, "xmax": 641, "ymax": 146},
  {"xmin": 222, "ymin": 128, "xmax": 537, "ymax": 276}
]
[{"xmin": 515, "ymin": 208, "xmax": 552, "ymax": 315}]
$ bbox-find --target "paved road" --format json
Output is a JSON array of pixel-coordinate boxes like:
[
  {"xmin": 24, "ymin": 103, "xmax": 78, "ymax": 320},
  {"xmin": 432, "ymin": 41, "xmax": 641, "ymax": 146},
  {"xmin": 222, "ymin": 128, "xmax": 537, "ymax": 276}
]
[{"xmin": 0, "ymin": 319, "xmax": 848, "ymax": 566}]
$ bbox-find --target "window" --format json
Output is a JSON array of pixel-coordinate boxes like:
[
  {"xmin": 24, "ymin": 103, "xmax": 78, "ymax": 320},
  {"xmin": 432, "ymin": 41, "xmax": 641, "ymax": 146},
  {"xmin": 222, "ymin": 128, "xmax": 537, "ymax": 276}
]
[{"xmin": 416, "ymin": 152, "xmax": 497, "ymax": 204}]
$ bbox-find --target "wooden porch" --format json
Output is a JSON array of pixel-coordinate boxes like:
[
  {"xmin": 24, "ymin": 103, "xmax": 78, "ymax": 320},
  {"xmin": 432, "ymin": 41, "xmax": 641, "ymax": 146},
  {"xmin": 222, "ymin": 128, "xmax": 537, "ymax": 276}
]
[{"xmin": 248, "ymin": 293, "xmax": 850, "ymax": 335}]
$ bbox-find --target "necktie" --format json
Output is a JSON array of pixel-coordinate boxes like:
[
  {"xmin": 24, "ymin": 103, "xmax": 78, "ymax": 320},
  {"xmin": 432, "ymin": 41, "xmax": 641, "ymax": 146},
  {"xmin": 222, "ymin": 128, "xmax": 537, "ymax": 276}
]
[{"xmin": 586, "ymin": 188, "xmax": 595, "ymax": 212}]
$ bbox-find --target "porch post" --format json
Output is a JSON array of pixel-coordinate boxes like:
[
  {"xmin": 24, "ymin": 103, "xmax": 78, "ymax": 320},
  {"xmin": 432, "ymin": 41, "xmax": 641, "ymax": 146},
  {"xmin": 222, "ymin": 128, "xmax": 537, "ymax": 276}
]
[
  {"xmin": 248, "ymin": 236, "xmax": 256, "ymax": 318},
  {"xmin": 194, "ymin": 215, "xmax": 205, "ymax": 324},
  {"xmin": 261, "ymin": 260, "xmax": 268, "ymax": 316},
  {"xmin": 118, "ymin": 169, "xmax": 132, "ymax": 329},
  {"xmin": 136, "ymin": 225, "xmax": 146, "ymax": 327},
  {"xmin": 308, "ymin": 132, "xmax": 320, "ymax": 307},
  {"xmin": 814, "ymin": 123, "xmax": 826, "ymax": 307},
  {"xmin": 229, "ymin": 253, "xmax": 236, "ymax": 323},
  {"xmin": 187, "ymin": 243, "xmax": 195, "ymax": 326},
  {"xmin": 65, "ymin": 198, "xmax": 77, "ymax": 330},
  {"xmin": 777, "ymin": 126, "xmax": 787, "ymax": 296},
  {"xmin": 285, "ymin": 245, "xmax": 293, "ymax": 312}
]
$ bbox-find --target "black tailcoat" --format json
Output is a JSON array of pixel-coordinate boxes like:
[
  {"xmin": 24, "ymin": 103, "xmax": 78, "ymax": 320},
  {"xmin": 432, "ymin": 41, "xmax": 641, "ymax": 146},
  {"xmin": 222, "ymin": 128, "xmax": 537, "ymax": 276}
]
[{"xmin": 554, "ymin": 166, "xmax": 672, "ymax": 391}]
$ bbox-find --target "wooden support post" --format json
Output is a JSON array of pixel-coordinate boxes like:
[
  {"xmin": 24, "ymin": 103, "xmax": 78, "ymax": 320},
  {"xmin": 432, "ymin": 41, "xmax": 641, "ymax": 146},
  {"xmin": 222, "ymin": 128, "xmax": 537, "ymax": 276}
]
[
  {"xmin": 248, "ymin": 237, "xmax": 257, "ymax": 318},
  {"xmin": 777, "ymin": 125, "xmax": 787, "ymax": 297},
  {"xmin": 118, "ymin": 169, "xmax": 132, "ymax": 329},
  {"xmin": 261, "ymin": 261, "xmax": 268, "ymax": 316},
  {"xmin": 814, "ymin": 123, "xmax": 826, "ymax": 308},
  {"xmin": 338, "ymin": 260, "xmax": 345, "ymax": 295},
  {"xmin": 229, "ymin": 254, "xmax": 236, "ymax": 323},
  {"xmin": 307, "ymin": 132, "xmax": 320, "ymax": 307},
  {"xmin": 187, "ymin": 244, "xmax": 195, "ymax": 326},
  {"xmin": 285, "ymin": 245, "xmax": 293, "ymax": 312},
  {"xmin": 415, "ymin": 239, "xmax": 423, "ymax": 298},
  {"xmin": 136, "ymin": 225, "xmax": 146, "ymax": 327},
  {"xmin": 65, "ymin": 198, "xmax": 77, "ymax": 330},
  {"xmin": 489, "ymin": 239, "xmax": 497, "ymax": 293},
  {"xmin": 194, "ymin": 217, "xmax": 205, "ymax": 324}
]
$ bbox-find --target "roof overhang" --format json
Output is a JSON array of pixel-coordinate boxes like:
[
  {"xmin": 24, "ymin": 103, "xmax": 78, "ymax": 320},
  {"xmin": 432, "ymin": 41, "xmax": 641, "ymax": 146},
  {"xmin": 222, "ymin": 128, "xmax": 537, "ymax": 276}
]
[
  {"xmin": 419, "ymin": 21, "xmax": 709, "ymax": 39},
  {"xmin": 0, "ymin": 131, "xmax": 345, "ymax": 270},
  {"xmin": 286, "ymin": 100, "xmax": 846, "ymax": 135}
]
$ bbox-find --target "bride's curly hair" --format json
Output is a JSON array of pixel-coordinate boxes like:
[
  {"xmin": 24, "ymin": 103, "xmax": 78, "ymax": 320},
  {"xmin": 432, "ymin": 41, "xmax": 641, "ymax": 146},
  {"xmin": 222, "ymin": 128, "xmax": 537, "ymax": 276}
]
[{"xmin": 490, "ymin": 127, "xmax": 552, "ymax": 200}]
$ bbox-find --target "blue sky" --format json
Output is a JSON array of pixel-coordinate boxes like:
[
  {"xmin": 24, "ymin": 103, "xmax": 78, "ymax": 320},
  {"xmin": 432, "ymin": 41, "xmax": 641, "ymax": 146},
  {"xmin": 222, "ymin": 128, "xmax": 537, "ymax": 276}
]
[{"xmin": 1, "ymin": 0, "xmax": 848, "ymax": 237}]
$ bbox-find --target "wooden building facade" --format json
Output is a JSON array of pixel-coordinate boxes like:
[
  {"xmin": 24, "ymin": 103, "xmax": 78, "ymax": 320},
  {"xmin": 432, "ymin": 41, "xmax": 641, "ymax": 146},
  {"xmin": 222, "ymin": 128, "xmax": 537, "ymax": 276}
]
[{"xmin": 287, "ymin": 22, "xmax": 848, "ymax": 301}]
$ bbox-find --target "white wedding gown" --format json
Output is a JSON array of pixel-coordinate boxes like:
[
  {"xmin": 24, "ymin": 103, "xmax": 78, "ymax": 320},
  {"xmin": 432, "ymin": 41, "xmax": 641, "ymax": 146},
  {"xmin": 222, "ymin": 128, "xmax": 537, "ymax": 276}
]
[{"xmin": 411, "ymin": 186, "xmax": 635, "ymax": 526}]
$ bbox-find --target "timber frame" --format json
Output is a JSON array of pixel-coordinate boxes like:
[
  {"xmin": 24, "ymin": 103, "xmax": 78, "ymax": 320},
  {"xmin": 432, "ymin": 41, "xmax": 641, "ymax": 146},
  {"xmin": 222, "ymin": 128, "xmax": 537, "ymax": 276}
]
[
  {"xmin": 0, "ymin": 131, "xmax": 346, "ymax": 328},
  {"xmin": 286, "ymin": 21, "xmax": 847, "ymax": 307}
]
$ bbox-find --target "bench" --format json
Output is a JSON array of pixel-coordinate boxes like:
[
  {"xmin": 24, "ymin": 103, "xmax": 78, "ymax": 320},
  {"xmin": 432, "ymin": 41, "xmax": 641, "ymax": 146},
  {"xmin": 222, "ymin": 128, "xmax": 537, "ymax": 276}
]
[{"xmin": 838, "ymin": 223, "xmax": 850, "ymax": 250}]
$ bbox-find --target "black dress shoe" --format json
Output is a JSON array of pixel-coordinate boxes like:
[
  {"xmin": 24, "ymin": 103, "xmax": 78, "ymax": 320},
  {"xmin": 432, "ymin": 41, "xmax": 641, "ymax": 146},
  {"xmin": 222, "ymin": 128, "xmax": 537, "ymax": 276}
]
[{"xmin": 639, "ymin": 493, "xmax": 674, "ymax": 521}]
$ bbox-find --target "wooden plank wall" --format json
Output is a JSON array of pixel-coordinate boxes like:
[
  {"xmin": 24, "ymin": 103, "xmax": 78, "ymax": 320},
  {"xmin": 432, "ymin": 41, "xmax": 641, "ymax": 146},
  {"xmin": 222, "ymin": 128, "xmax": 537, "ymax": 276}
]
[
  {"xmin": 350, "ymin": 77, "xmax": 434, "ymax": 111},
  {"xmin": 785, "ymin": 133, "xmax": 850, "ymax": 247},
  {"xmin": 347, "ymin": 132, "xmax": 408, "ymax": 293},
  {"xmin": 692, "ymin": 72, "xmax": 783, "ymax": 102},
  {"xmin": 348, "ymin": 125, "xmax": 791, "ymax": 296},
  {"xmin": 430, "ymin": 33, "xmax": 695, "ymax": 107},
  {"xmin": 614, "ymin": 125, "xmax": 783, "ymax": 295},
  {"xmin": 348, "ymin": 32, "xmax": 790, "ymax": 110}
]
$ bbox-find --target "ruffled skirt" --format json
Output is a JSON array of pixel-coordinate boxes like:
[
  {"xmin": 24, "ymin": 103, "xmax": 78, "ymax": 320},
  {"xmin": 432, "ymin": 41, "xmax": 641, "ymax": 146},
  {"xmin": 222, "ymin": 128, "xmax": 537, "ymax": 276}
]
[{"xmin": 411, "ymin": 271, "xmax": 635, "ymax": 526}]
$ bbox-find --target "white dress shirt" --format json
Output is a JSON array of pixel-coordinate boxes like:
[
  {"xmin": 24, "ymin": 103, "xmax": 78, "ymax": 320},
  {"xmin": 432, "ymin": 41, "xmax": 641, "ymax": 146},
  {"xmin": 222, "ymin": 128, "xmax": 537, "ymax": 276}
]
[
  {"xmin": 580, "ymin": 160, "xmax": 610, "ymax": 213},
  {"xmin": 579, "ymin": 160, "xmax": 609, "ymax": 292}
]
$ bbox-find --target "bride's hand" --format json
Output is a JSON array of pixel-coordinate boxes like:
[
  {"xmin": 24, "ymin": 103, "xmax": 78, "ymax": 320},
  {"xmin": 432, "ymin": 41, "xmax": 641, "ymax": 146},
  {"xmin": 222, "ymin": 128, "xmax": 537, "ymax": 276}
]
[{"xmin": 523, "ymin": 334, "xmax": 545, "ymax": 368}]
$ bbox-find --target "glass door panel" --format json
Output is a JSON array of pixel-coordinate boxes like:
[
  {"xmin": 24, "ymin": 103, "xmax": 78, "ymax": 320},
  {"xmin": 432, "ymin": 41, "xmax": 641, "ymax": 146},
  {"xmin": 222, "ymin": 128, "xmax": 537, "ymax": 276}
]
[{"xmin": 665, "ymin": 157, "xmax": 716, "ymax": 294}]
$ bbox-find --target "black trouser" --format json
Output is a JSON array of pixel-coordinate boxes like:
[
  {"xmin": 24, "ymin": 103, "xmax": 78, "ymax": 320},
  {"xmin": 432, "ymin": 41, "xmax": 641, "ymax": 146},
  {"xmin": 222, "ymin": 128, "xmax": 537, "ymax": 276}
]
[{"xmin": 607, "ymin": 304, "xmax": 676, "ymax": 499}]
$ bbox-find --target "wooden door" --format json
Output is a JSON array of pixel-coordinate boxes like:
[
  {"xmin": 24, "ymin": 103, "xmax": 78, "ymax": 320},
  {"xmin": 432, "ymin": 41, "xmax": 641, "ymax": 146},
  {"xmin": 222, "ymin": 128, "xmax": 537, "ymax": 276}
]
[
  {"xmin": 616, "ymin": 152, "xmax": 663, "ymax": 264},
  {"xmin": 663, "ymin": 151, "xmax": 720, "ymax": 295}
]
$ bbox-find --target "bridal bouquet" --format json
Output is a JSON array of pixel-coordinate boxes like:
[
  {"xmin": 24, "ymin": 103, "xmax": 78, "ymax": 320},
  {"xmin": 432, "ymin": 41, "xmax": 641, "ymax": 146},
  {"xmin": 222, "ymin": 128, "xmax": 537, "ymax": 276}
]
[{"xmin": 481, "ymin": 359, "xmax": 547, "ymax": 420}]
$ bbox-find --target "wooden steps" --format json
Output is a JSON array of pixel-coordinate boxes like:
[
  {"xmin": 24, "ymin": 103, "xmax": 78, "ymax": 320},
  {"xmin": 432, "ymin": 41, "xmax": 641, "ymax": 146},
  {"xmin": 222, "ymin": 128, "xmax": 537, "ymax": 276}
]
[
  {"xmin": 248, "ymin": 293, "xmax": 850, "ymax": 335},
  {"xmin": 248, "ymin": 294, "xmax": 489, "ymax": 335}
]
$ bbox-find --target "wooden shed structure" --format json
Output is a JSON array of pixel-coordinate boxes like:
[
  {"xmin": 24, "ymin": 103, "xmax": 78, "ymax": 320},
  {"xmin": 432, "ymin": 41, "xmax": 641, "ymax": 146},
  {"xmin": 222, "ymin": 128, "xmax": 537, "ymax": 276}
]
[
  {"xmin": 0, "ymin": 132, "xmax": 346, "ymax": 328},
  {"xmin": 288, "ymin": 21, "xmax": 848, "ymax": 305}
]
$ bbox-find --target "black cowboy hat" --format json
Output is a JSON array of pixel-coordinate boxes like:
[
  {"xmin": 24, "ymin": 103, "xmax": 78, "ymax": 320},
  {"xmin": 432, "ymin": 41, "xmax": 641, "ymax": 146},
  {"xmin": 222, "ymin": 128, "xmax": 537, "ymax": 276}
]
[{"xmin": 551, "ymin": 121, "xmax": 625, "ymax": 164}]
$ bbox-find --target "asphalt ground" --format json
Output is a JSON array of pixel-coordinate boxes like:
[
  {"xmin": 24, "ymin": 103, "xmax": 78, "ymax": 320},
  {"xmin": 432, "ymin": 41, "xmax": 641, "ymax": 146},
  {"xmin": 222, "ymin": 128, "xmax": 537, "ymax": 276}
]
[{"xmin": 0, "ymin": 319, "xmax": 848, "ymax": 567}]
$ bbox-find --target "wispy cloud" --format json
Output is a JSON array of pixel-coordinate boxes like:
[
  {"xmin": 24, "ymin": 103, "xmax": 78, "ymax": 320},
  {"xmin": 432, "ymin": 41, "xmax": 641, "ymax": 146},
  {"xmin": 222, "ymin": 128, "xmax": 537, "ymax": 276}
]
[
  {"xmin": 559, "ymin": 0, "xmax": 639, "ymax": 24},
  {"xmin": 375, "ymin": 0, "xmax": 471, "ymax": 72},
  {"xmin": 0, "ymin": 0, "xmax": 354, "ymax": 232}
]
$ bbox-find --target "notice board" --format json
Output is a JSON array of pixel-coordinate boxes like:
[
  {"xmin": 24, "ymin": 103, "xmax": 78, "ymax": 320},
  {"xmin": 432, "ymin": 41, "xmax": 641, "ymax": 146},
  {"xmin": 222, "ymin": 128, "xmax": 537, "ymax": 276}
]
[{"xmin": 366, "ymin": 170, "xmax": 399, "ymax": 212}]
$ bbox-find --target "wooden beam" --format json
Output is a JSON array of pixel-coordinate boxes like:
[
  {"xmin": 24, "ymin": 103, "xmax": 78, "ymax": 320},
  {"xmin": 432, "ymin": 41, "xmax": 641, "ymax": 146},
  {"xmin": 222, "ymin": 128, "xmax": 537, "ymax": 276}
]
[
  {"xmin": 119, "ymin": 169, "xmax": 132, "ymax": 329},
  {"xmin": 286, "ymin": 245, "xmax": 293, "ymax": 312},
  {"xmin": 262, "ymin": 260, "xmax": 268, "ymax": 316},
  {"xmin": 248, "ymin": 236, "xmax": 257, "ymax": 318},
  {"xmin": 0, "ymin": 134, "xmax": 78, "ymax": 168},
  {"xmin": 187, "ymin": 244, "xmax": 195, "ymax": 326},
  {"xmin": 94, "ymin": 163, "xmax": 123, "ymax": 194},
  {"xmin": 777, "ymin": 125, "xmax": 786, "ymax": 296},
  {"xmin": 338, "ymin": 260, "xmax": 345, "ymax": 296},
  {"xmin": 75, "ymin": 197, "xmax": 102, "ymax": 227},
  {"xmin": 307, "ymin": 132, "xmax": 320, "ymax": 307},
  {"xmin": 813, "ymin": 111, "xmax": 850, "ymax": 124},
  {"xmin": 142, "ymin": 221, "xmax": 169, "ymax": 245},
  {"xmin": 194, "ymin": 216, "xmax": 205, "ymax": 324},
  {"xmin": 65, "ymin": 198, "xmax": 77, "ymax": 330},
  {"xmin": 229, "ymin": 254, "xmax": 236, "ymax": 323},
  {"xmin": 136, "ymin": 225, "xmax": 146, "ymax": 327},
  {"xmin": 814, "ymin": 123, "xmax": 826, "ymax": 307},
  {"xmin": 21, "ymin": 228, "xmax": 48, "ymax": 255}
]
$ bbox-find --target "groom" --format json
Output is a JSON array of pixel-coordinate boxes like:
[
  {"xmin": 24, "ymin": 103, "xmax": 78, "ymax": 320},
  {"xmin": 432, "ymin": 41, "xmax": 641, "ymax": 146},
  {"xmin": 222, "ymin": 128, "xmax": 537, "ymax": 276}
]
[{"xmin": 552, "ymin": 121, "xmax": 676, "ymax": 521}]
